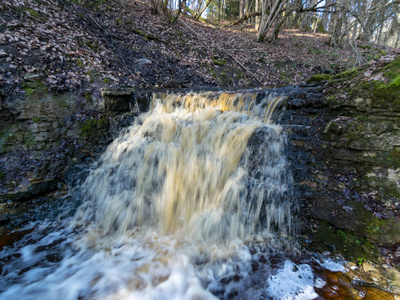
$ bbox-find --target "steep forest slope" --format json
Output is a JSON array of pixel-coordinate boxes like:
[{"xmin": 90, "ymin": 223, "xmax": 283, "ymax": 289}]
[{"xmin": 1, "ymin": 0, "xmax": 386, "ymax": 95}]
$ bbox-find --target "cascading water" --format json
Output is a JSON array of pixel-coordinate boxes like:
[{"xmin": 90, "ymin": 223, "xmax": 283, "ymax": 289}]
[
  {"xmin": 0, "ymin": 91, "xmax": 310, "ymax": 299},
  {"xmin": 75, "ymin": 92, "xmax": 294, "ymax": 242}
]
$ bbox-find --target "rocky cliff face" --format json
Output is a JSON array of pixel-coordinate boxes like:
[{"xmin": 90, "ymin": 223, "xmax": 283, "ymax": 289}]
[
  {"xmin": 284, "ymin": 54, "xmax": 400, "ymax": 269},
  {"xmin": 0, "ymin": 84, "xmax": 141, "ymax": 230}
]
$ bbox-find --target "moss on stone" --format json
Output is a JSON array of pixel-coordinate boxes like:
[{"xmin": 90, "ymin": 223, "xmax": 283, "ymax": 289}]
[
  {"xmin": 329, "ymin": 67, "xmax": 360, "ymax": 83},
  {"xmin": 24, "ymin": 132, "xmax": 36, "ymax": 149},
  {"xmin": 382, "ymin": 56, "xmax": 400, "ymax": 78},
  {"xmin": 361, "ymin": 56, "xmax": 400, "ymax": 108},
  {"xmin": 22, "ymin": 80, "xmax": 48, "ymax": 100},
  {"xmin": 326, "ymin": 56, "xmax": 400, "ymax": 111},
  {"xmin": 306, "ymin": 74, "xmax": 330, "ymax": 84},
  {"xmin": 388, "ymin": 74, "xmax": 400, "ymax": 88},
  {"xmin": 79, "ymin": 117, "xmax": 108, "ymax": 138},
  {"xmin": 363, "ymin": 216, "xmax": 400, "ymax": 245},
  {"xmin": 371, "ymin": 148, "xmax": 400, "ymax": 169},
  {"xmin": 387, "ymin": 148, "xmax": 400, "ymax": 168},
  {"xmin": 315, "ymin": 222, "xmax": 378, "ymax": 264},
  {"xmin": 356, "ymin": 175, "xmax": 400, "ymax": 201}
]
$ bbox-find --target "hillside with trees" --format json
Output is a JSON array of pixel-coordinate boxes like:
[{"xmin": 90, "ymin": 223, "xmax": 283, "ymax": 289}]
[{"xmin": 1, "ymin": 0, "xmax": 398, "ymax": 98}]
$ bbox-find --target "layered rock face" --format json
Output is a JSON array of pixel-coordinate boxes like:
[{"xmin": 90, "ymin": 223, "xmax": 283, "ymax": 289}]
[
  {"xmin": 0, "ymin": 85, "xmax": 138, "ymax": 229},
  {"xmin": 284, "ymin": 55, "xmax": 400, "ymax": 266}
]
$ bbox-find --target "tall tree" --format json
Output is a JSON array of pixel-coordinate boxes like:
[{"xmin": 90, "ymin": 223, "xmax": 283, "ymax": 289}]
[{"xmin": 240, "ymin": 0, "xmax": 245, "ymax": 18}]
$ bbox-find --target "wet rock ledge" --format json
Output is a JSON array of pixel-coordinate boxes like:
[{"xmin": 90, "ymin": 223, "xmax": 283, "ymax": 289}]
[{"xmin": 282, "ymin": 55, "xmax": 400, "ymax": 274}]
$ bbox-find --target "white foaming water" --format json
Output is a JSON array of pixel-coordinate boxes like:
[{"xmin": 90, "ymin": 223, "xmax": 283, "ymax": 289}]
[
  {"xmin": 317, "ymin": 257, "xmax": 345, "ymax": 272},
  {"xmin": 0, "ymin": 91, "xmax": 302, "ymax": 299},
  {"xmin": 266, "ymin": 260, "xmax": 325, "ymax": 300}
]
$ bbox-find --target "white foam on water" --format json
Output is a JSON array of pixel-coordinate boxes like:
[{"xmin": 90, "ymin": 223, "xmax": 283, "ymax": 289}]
[
  {"xmin": 266, "ymin": 260, "xmax": 325, "ymax": 300},
  {"xmin": 1, "ymin": 225, "xmax": 257, "ymax": 300},
  {"xmin": 318, "ymin": 258, "xmax": 345, "ymax": 272}
]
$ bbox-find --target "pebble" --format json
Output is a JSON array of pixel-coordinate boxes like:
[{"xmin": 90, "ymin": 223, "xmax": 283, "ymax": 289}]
[{"xmin": 136, "ymin": 58, "xmax": 152, "ymax": 65}]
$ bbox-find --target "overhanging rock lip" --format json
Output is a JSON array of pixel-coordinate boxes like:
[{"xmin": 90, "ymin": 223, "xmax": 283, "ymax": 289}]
[
  {"xmin": 100, "ymin": 87, "xmax": 135, "ymax": 97},
  {"xmin": 100, "ymin": 84, "xmax": 326, "ymax": 113}
]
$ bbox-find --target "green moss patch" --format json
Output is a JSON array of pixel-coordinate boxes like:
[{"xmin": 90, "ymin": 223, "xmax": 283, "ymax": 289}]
[
  {"xmin": 212, "ymin": 57, "xmax": 226, "ymax": 66},
  {"xmin": 358, "ymin": 45, "xmax": 372, "ymax": 50},
  {"xmin": 86, "ymin": 70, "xmax": 99, "ymax": 83},
  {"xmin": 326, "ymin": 55, "xmax": 400, "ymax": 111},
  {"xmin": 372, "ymin": 148, "xmax": 400, "ymax": 169},
  {"xmin": 306, "ymin": 74, "xmax": 330, "ymax": 84},
  {"xmin": 356, "ymin": 56, "xmax": 400, "ymax": 109},
  {"xmin": 329, "ymin": 67, "xmax": 360, "ymax": 83},
  {"xmin": 0, "ymin": 127, "xmax": 38, "ymax": 152},
  {"xmin": 22, "ymin": 80, "xmax": 48, "ymax": 100},
  {"xmin": 131, "ymin": 28, "xmax": 160, "ymax": 41},
  {"xmin": 79, "ymin": 117, "xmax": 109, "ymax": 138},
  {"xmin": 315, "ymin": 222, "xmax": 378, "ymax": 264}
]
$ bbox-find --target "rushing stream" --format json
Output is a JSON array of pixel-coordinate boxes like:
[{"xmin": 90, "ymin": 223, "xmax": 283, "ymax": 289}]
[{"xmin": 0, "ymin": 91, "xmax": 385, "ymax": 299}]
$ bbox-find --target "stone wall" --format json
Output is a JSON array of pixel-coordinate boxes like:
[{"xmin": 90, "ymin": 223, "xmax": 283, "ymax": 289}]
[{"xmin": 283, "ymin": 56, "xmax": 400, "ymax": 267}]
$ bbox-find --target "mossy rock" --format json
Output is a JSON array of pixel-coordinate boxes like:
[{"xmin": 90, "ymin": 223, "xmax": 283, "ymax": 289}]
[
  {"xmin": 312, "ymin": 198, "xmax": 400, "ymax": 264},
  {"xmin": 331, "ymin": 56, "xmax": 400, "ymax": 111},
  {"xmin": 22, "ymin": 79, "xmax": 48, "ymax": 101},
  {"xmin": 311, "ymin": 194, "xmax": 400, "ymax": 246},
  {"xmin": 314, "ymin": 221, "xmax": 379, "ymax": 264},
  {"xmin": 306, "ymin": 73, "xmax": 330, "ymax": 84},
  {"xmin": 374, "ymin": 148, "xmax": 400, "ymax": 169},
  {"xmin": 79, "ymin": 117, "xmax": 109, "ymax": 139},
  {"xmin": 360, "ymin": 66, "xmax": 400, "ymax": 109},
  {"xmin": 329, "ymin": 67, "xmax": 360, "ymax": 83},
  {"xmin": 352, "ymin": 173, "xmax": 400, "ymax": 202}
]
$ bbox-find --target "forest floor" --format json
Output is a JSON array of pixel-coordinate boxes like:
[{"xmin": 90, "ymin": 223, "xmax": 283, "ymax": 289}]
[{"xmin": 1, "ymin": 0, "xmax": 395, "ymax": 98}]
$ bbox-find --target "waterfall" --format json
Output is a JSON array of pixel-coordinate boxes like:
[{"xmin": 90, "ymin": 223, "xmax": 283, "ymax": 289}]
[
  {"xmin": 75, "ymin": 91, "xmax": 294, "ymax": 242},
  {"xmin": 0, "ymin": 91, "xmax": 298, "ymax": 300}
]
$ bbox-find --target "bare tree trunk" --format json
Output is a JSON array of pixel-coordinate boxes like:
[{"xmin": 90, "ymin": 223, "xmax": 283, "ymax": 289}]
[
  {"xmin": 195, "ymin": 0, "xmax": 213, "ymax": 18},
  {"xmin": 240, "ymin": 0, "xmax": 245, "ymax": 19},
  {"xmin": 322, "ymin": 0, "xmax": 332, "ymax": 32},
  {"xmin": 377, "ymin": 5, "xmax": 387, "ymax": 45},
  {"xmin": 258, "ymin": 0, "xmax": 287, "ymax": 41},
  {"xmin": 329, "ymin": 0, "xmax": 344, "ymax": 46},
  {"xmin": 359, "ymin": 0, "xmax": 377, "ymax": 41},
  {"xmin": 255, "ymin": 0, "xmax": 260, "ymax": 29},
  {"xmin": 272, "ymin": 10, "xmax": 290, "ymax": 39},
  {"xmin": 245, "ymin": 0, "xmax": 252, "ymax": 16},
  {"xmin": 312, "ymin": 11, "xmax": 321, "ymax": 32}
]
